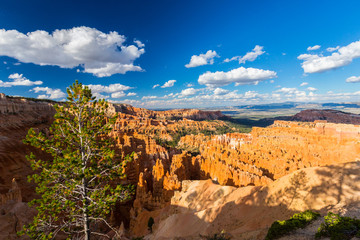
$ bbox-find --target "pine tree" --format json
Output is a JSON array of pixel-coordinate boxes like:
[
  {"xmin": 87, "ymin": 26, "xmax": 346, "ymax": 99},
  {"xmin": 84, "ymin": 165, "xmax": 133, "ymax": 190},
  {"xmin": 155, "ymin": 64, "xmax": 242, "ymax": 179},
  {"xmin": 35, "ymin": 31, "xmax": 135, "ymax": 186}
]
[{"xmin": 20, "ymin": 81, "xmax": 133, "ymax": 240}]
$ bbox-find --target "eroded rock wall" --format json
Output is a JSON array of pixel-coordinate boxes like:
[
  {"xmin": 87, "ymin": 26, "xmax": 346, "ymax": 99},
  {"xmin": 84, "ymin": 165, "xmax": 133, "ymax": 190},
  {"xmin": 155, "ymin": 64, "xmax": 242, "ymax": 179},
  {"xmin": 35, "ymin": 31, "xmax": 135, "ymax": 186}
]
[{"xmin": 178, "ymin": 120, "xmax": 360, "ymax": 188}]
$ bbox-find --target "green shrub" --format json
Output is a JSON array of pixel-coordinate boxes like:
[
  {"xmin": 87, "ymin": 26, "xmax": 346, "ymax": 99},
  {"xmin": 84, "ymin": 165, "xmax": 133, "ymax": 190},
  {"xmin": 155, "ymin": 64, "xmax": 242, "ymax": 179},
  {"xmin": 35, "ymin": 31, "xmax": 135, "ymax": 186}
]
[
  {"xmin": 265, "ymin": 210, "xmax": 320, "ymax": 240},
  {"xmin": 315, "ymin": 212, "xmax": 360, "ymax": 240}
]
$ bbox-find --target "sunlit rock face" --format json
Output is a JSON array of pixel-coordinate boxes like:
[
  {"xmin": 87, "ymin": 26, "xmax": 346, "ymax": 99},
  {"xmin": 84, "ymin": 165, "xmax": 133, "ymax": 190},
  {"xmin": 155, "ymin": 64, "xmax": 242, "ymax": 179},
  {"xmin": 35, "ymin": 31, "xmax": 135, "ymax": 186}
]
[
  {"xmin": 177, "ymin": 120, "xmax": 360, "ymax": 189},
  {"xmin": 125, "ymin": 120, "xmax": 360, "ymax": 236}
]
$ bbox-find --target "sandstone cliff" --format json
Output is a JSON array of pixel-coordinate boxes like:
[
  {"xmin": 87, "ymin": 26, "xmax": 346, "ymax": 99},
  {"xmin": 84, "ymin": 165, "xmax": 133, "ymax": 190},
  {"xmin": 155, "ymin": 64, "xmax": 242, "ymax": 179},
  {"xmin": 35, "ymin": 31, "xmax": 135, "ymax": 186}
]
[
  {"xmin": 0, "ymin": 94, "xmax": 55, "ymax": 201},
  {"xmin": 134, "ymin": 161, "xmax": 360, "ymax": 240},
  {"xmin": 175, "ymin": 120, "xmax": 360, "ymax": 190}
]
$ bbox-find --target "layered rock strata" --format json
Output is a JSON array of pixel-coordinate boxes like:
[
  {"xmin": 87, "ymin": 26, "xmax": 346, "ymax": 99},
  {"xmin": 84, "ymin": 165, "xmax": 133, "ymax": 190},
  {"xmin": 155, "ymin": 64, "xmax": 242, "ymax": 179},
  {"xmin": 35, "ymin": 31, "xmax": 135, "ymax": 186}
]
[{"xmin": 110, "ymin": 103, "xmax": 226, "ymax": 120}]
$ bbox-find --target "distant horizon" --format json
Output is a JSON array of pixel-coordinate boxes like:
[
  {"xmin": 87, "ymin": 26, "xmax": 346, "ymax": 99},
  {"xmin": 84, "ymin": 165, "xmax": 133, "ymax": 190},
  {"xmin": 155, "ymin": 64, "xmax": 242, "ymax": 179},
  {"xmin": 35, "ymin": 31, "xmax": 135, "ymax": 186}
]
[
  {"xmin": 1, "ymin": 0, "xmax": 360, "ymax": 109},
  {"xmin": 3, "ymin": 91, "xmax": 360, "ymax": 111}
]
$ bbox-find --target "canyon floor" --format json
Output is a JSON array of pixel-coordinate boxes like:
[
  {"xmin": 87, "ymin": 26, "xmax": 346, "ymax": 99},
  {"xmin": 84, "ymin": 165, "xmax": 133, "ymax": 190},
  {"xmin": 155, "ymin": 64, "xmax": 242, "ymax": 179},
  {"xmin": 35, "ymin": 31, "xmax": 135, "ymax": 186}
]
[{"xmin": 2, "ymin": 94, "xmax": 360, "ymax": 239}]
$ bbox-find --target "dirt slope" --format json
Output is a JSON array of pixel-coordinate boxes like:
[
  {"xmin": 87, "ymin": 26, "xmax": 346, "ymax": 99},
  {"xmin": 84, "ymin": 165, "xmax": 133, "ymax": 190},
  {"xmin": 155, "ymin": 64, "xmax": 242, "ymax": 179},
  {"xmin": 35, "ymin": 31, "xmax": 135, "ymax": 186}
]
[{"xmin": 144, "ymin": 161, "xmax": 360, "ymax": 240}]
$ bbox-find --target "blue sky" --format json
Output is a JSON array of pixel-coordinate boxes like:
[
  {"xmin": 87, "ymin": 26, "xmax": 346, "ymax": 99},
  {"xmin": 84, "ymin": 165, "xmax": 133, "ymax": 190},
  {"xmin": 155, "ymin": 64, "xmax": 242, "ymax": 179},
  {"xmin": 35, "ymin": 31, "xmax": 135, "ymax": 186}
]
[{"xmin": 1, "ymin": 0, "xmax": 360, "ymax": 109}]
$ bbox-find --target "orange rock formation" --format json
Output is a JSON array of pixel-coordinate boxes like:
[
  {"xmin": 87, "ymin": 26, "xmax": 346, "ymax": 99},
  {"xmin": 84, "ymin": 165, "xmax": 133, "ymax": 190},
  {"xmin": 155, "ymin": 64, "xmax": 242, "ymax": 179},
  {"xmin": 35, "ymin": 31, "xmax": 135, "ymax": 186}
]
[
  {"xmin": 176, "ymin": 120, "xmax": 360, "ymax": 190},
  {"xmin": 110, "ymin": 103, "xmax": 226, "ymax": 120},
  {"xmin": 0, "ymin": 178, "xmax": 22, "ymax": 206},
  {"xmin": 3, "ymin": 94, "xmax": 360, "ymax": 238}
]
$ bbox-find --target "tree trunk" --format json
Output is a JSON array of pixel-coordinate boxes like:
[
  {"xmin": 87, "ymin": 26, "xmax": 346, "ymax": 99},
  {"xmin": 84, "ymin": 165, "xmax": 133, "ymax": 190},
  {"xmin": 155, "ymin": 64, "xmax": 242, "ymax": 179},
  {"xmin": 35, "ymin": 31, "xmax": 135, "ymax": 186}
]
[
  {"xmin": 83, "ymin": 178, "xmax": 91, "ymax": 240},
  {"xmin": 84, "ymin": 211, "xmax": 90, "ymax": 240}
]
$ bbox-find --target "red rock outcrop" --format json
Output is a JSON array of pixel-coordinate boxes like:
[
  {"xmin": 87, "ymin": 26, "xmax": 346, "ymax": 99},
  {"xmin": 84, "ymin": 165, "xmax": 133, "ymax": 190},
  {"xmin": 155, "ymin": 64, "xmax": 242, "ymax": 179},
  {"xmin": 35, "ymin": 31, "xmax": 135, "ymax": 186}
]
[{"xmin": 0, "ymin": 94, "xmax": 55, "ymax": 201}]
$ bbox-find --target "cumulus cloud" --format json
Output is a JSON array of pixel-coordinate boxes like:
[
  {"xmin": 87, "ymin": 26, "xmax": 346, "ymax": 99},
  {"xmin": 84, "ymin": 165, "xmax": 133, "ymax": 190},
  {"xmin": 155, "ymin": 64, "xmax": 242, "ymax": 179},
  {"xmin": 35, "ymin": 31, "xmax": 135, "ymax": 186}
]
[
  {"xmin": 300, "ymin": 82, "xmax": 308, "ymax": 86},
  {"xmin": 127, "ymin": 92, "xmax": 137, "ymax": 96},
  {"xmin": 198, "ymin": 66, "xmax": 277, "ymax": 87},
  {"xmin": 111, "ymin": 92, "xmax": 126, "ymax": 98},
  {"xmin": 224, "ymin": 45, "xmax": 265, "ymax": 64},
  {"xmin": 276, "ymin": 87, "xmax": 298, "ymax": 94},
  {"xmin": 161, "ymin": 80, "xmax": 176, "ymax": 88},
  {"xmin": 32, "ymin": 87, "xmax": 66, "ymax": 99},
  {"xmin": 186, "ymin": 83, "xmax": 194, "ymax": 87},
  {"xmin": 307, "ymin": 87, "xmax": 317, "ymax": 91},
  {"xmin": 134, "ymin": 39, "xmax": 145, "ymax": 48},
  {"xmin": 142, "ymin": 95, "xmax": 157, "ymax": 100},
  {"xmin": 87, "ymin": 83, "xmax": 132, "ymax": 93},
  {"xmin": 298, "ymin": 40, "xmax": 360, "ymax": 73},
  {"xmin": 185, "ymin": 50, "xmax": 218, "ymax": 68},
  {"xmin": 244, "ymin": 91, "xmax": 259, "ymax": 99},
  {"xmin": 0, "ymin": 27, "xmax": 145, "ymax": 77},
  {"xmin": 346, "ymin": 76, "xmax": 360, "ymax": 83},
  {"xmin": 0, "ymin": 73, "xmax": 43, "ymax": 87},
  {"xmin": 307, "ymin": 45, "xmax": 321, "ymax": 51},
  {"xmin": 86, "ymin": 83, "xmax": 133, "ymax": 99},
  {"xmin": 327, "ymin": 46, "xmax": 339, "ymax": 52},
  {"xmin": 213, "ymin": 88, "xmax": 229, "ymax": 95},
  {"xmin": 179, "ymin": 88, "xmax": 199, "ymax": 97},
  {"xmin": 152, "ymin": 84, "xmax": 160, "ymax": 89},
  {"xmin": 275, "ymin": 87, "xmax": 306, "ymax": 98}
]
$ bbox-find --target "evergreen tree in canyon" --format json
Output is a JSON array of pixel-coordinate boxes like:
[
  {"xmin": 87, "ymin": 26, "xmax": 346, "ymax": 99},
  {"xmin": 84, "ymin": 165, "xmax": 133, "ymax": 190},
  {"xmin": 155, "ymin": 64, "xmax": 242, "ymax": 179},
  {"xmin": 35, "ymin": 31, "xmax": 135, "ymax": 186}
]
[{"xmin": 20, "ymin": 81, "xmax": 133, "ymax": 240}]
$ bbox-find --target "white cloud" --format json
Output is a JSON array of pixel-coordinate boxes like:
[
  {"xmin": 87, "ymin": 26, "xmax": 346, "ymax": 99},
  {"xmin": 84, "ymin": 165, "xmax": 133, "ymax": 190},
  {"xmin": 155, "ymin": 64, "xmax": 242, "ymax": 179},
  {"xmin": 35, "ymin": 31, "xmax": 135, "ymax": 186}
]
[
  {"xmin": 142, "ymin": 95, "xmax": 158, "ymax": 100},
  {"xmin": 161, "ymin": 79, "xmax": 176, "ymax": 88},
  {"xmin": 180, "ymin": 88, "xmax": 199, "ymax": 97},
  {"xmin": 185, "ymin": 50, "xmax": 218, "ymax": 68},
  {"xmin": 152, "ymin": 84, "xmax": 160, "ymax": 89},
  {"xmin": 327, "ymin": 46, "xmax": 339, "ymax": 52},
  {"xmin": 298, "ymin": 40, "xmax": 360, "ymax": 73},
  {"xmin": 127, "ymin": 92, "xmax": 137, "ymax": 96},
  {"xmin": 307, "ymin": 45, "xmax": 321, "ymax": 51},
  {"xmin": 276, "ymin": 87, "xmax": 298, "ymax": 94},
  {"xmin": 93, "ymin": 93, "xmax": 109, "ymax": 99},
  {"xmin": 307, "ymin": 87, "xmax": 317, "ymax": 91},
  {"xmin": 346, "ymin": 76, "xmax": 360, "ymax": 83},
  {"xmin": 300, "ymin": 82, "xmax": 308, "ymax": 86},
  {"xmin": 134, "ymin": 39, "xmax": 145, "ymax": 48},
  {"xmin": 186, "ymin": 83, "xmax": 194, "ymax": 87},
  {"xmin": 213, "ymin": 88, "xmax": 229, "ymax": 95},
  {"xmin": 32, "ymin": 87, "xmax": 66, "ymax": 99},
  {"xmin": 0, "ymin": 73, "xmax": 43, "ymax": 87},
  {"xmin": 87, "ymin": 83, "xmax": 132, "ymax": 93},
  {"xmin": 198, "ymin": 66, "xmax": 277, "ymax": 87},
  {"xmin": 111, "ymin": 92, "xmax": 126, "ymax": 98},
  {"xmin": 0, "ymin": 27, "xmax": 145, "ymax": 77},
  {"xmin": 244, "ymin": 91, "xmax": 259, "ymax": 99},
  {"xmin": 224, "ymin": 45, "xmax": 265, "ymax": 64},
  {"xmin": 86, "ymin": 83, "xmax": 133, "ymax": 99}
]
